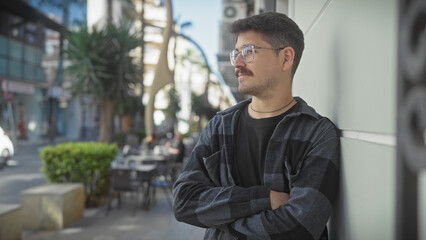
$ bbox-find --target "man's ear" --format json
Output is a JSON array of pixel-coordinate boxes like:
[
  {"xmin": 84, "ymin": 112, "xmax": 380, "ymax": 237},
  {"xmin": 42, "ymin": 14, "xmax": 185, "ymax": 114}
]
[{"xmin": 281, "ymin": 47, "xmax": 295, "ymax": 72}]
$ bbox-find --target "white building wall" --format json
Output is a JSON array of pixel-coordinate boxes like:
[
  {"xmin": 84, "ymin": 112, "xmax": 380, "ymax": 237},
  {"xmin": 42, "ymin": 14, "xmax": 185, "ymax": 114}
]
[
  {"xmin": 87, "ymin": 0, "xmax": 107, "ymax": 27},
  {"xmin": 274, "ymin": 0, "xmax": 426, "ymax": 239},
  {"xmin": 87, "ymin": 0, "xmax": 122, "ymax": 28}
]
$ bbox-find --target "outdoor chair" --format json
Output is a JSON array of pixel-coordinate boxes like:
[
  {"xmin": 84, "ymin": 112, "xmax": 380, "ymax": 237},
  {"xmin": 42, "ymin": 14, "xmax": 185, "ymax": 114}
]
[
  {"xmin": 150, "ymin": 163, "xmax": 174, "ymax": 210},
  {"xmin": 106, "ymin": 168, "xmax": 142, "ymax": 216}
]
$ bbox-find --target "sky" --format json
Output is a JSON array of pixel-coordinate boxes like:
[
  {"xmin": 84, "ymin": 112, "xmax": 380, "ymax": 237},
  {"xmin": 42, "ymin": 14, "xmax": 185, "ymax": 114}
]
[{"xmin": 173, "ymin": 0, "xmax": 222, "ymax": 71}]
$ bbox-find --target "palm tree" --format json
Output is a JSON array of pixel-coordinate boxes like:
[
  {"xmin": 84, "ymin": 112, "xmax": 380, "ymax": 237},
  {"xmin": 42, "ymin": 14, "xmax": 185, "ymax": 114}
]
[{"xmin": 63, "ymin": 21, "xmax": 140, "ymax": 142}]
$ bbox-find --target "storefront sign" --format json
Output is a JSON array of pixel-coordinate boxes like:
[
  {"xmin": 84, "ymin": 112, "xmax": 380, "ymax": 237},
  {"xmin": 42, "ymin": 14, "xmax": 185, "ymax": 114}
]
[{"xmin": 1, "ymin": 79, "xmax": 35, "ymax": 95}]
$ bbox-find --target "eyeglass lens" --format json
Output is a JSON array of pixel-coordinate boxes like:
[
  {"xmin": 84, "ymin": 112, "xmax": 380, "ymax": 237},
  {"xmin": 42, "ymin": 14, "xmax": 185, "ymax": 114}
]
[{"xmin": 230, "ymin": 45, "xmax": 254, "ymax": 65}]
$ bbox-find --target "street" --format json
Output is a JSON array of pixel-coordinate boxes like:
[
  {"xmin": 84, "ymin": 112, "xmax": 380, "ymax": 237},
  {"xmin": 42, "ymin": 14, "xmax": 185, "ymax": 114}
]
[{"xmin": 0, "ymin": 142, "xmax": 48, "ymax": 205}]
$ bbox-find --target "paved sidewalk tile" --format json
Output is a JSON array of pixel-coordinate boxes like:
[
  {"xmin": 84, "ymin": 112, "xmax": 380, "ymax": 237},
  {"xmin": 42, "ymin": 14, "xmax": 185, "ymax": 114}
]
[{"xmin": 23, "ymin": 193, "xmax": 205, "ymax": 240}]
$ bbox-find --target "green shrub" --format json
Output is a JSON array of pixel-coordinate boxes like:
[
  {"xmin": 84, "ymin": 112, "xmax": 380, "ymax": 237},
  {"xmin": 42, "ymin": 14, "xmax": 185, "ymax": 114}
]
[{"xmin": 40, "ymin": 142, "xmax": 117, "ymax": 206}]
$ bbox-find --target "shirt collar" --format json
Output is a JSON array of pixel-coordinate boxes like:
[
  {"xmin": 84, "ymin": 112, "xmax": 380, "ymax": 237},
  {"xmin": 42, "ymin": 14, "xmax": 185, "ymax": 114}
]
[{"xmin": 217, "ymin": 96, "xmax": 319, "ymax": 119}]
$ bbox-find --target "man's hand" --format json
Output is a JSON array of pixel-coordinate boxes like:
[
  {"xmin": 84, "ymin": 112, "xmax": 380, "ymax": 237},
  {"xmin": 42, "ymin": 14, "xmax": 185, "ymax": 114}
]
[{"xmin": 270, "ymin": 190, "xmax": 290, "ymax": 210}]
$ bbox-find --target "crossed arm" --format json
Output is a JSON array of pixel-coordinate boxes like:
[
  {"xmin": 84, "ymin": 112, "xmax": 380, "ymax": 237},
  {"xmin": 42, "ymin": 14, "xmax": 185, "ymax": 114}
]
[{"xmin": 172, "ymin": 124, "xmax": 339, "ymax": 239}]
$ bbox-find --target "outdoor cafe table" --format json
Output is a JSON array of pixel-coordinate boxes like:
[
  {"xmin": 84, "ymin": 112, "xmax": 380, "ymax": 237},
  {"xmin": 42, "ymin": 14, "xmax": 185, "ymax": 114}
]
[
  {"xmin": 111, "ymin": 164, "xmax": 158, "ymax": 210},
  {"xmin": 124, "ymin": 151, "xmax": 176, "ymax": 205},
  {"xmin": 125, "ymin": 153, "xmax": 174, "ymax": 166}
]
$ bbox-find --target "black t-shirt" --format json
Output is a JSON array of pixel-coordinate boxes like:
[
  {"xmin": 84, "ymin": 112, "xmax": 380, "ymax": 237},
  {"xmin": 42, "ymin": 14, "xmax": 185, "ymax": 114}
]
[{"xmin": 232, "ymin": 103, "xmax": 296, "ymax": 187}]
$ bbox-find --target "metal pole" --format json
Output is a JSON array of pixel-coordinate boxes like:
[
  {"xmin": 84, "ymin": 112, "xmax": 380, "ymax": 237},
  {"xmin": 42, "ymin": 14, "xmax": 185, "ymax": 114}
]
[{"xmin": 7, "ymin": 102, "xmax": 17, "ymax": 153}]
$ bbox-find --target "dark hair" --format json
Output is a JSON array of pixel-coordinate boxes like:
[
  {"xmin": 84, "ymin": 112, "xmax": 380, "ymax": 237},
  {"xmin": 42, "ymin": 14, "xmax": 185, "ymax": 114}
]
[{"xmin": 230, "ymin": 12, "xmax": 305, "ymax": 78}]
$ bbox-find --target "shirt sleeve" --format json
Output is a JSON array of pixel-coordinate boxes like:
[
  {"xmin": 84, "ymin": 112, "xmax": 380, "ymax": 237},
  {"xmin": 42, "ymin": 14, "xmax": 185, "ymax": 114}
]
[
  {"xmin": 229, "ymin": 125, "xmax": 340, "ymax": 240},
  {"xmin": 172, "ymin": 118, "xmax": 272, "ymax": 229}
]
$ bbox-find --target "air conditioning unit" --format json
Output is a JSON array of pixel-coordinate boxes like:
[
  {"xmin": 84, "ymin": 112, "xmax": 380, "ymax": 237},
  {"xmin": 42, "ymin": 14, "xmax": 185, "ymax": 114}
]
[{"xmin": 222, "ymin": 1, "xmax": 247, "ymax": 22}]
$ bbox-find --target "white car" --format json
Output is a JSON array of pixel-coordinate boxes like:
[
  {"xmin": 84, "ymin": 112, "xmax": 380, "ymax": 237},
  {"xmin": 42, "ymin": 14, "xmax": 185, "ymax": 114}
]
[{"xmin": 0, "ymin": 126, "xmax": 14, "ymax": 169}]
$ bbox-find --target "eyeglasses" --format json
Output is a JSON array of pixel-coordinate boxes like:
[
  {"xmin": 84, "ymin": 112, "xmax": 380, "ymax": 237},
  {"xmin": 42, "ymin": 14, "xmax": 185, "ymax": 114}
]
[{"xmin": 229, "ymin": 44, "xmax": 285, "ymax": 65}]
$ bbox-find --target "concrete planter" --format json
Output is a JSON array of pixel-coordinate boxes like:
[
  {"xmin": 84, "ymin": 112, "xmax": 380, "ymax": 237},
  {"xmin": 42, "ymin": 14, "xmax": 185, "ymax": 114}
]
[
  {"xmin": 0, "ymin": 204, "xmax": 22, "ymax": 240},
  {"xmin": 20, "ymin": 183, "xmax": 85, "ymax": 230}
]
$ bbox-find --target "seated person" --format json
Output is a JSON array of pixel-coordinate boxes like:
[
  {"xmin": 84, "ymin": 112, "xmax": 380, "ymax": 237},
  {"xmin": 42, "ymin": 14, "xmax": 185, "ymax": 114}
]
[
  {"xmin": 142, "ymin": 134, "xmax": 157, "ymax": 152},
  {"xmin": 167, "ymin": 133, "xmax": 185, "ymax": 163}
]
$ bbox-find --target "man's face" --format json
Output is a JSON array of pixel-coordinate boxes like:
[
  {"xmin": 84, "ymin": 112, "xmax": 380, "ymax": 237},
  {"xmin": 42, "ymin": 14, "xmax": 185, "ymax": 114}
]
[{"xmin": 232, "ymin": 31, "xmax": 283, "ymax": 98}]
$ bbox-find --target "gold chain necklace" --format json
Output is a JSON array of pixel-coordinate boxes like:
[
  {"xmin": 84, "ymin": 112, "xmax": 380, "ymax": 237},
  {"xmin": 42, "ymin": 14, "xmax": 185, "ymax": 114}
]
[{"xmin": 250, "ymin": 98, "xmax": 294, "ymax": 114}]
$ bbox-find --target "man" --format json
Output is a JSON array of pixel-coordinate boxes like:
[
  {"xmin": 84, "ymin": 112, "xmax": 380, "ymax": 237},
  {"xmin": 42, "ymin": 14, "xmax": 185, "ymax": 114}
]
[{"xmin": 173, "ymin": 12, "xmax": 340, "ymax": 240}]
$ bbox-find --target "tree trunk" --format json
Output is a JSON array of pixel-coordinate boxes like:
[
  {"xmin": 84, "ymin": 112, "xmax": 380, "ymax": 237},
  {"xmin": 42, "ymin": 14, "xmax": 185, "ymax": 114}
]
[{"xmin": 99, "ymin": 97, "xmax": 115, "ymax": 142}]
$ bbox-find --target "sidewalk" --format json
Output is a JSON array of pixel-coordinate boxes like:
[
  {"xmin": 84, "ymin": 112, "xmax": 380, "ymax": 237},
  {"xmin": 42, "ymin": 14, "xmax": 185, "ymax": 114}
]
[
  {"xmin": 23, "ymin": 193, "xmax": 205, "ymax": 240},
  {"xmin": 16, "ymin": 137, "xmax": 205, "ymax": 239}
]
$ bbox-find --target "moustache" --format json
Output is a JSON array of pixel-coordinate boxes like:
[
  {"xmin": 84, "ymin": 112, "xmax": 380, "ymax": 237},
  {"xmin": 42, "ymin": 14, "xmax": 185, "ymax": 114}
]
[{"xmin": 235, "ymin": 68, "xmax": 252, "ymax": 78}]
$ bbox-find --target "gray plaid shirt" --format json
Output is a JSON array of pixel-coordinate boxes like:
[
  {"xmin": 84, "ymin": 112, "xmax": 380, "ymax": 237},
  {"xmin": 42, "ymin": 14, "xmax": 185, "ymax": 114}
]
[{"xmin": 173, "ymin": 97, "xmax": 340, "ymax": 240}]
